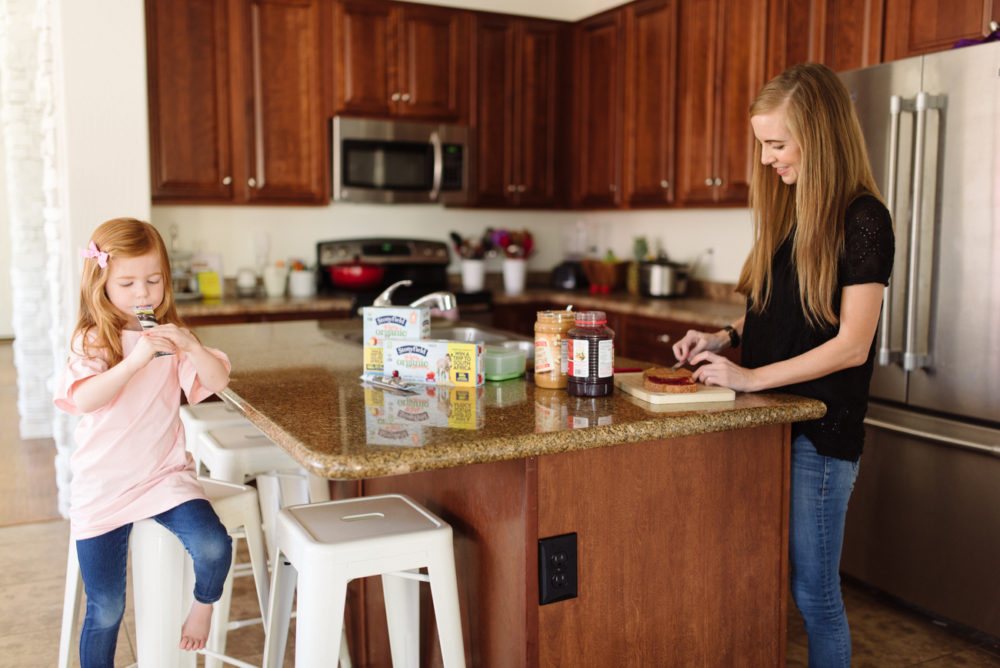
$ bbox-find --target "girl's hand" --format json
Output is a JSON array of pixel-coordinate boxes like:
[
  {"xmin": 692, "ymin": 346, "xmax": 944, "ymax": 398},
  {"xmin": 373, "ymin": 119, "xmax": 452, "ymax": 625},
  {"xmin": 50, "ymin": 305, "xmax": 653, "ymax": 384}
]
[
  {"xmin": 689, "ymin": 351, "xmax": 758, "ymax": 392},
  {"xmin": 144, "ymin": 323, "xmax": 200, "ymax": 354},
  {"xmin": 129, "ymin": 330, "xmax": 176, "ymax": 365},
  {"xmin": 672, "ymin": 329, "xmax": 726, "ymax": 365}
]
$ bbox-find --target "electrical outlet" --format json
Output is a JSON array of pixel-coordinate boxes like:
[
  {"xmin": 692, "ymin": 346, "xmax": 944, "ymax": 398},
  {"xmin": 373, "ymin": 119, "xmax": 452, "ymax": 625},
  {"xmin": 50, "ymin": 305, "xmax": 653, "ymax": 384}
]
[{"xmin": 538, "ymin": 533, "xmax": 578, "ymax": 605}]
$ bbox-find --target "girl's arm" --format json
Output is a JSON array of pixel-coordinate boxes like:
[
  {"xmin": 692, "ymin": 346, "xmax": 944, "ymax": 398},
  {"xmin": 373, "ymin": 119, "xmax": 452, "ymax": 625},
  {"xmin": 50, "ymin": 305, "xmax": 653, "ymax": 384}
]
[
  {"xmin": 70, "ymin": 334, "xmax": 171, "ymax": 413},
  {"xmin": 688, "ymin": 283, "xmax": 884, "ymax": 392},
  {"xmin": 152, "ymin": 324, "xmax": 230, "ymax": 393}
]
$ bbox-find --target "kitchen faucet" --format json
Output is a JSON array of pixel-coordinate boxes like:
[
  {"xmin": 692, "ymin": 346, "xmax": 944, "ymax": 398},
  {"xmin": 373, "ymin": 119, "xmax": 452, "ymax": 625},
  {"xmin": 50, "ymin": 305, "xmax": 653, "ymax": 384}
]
[{"xmin": 373, "ymin": 279, "xmax": 460, "ymax": 320}]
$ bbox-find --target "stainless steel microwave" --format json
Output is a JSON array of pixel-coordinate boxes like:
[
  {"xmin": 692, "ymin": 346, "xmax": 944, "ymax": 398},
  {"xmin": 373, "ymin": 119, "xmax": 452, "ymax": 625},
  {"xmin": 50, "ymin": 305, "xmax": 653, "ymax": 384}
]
[{"xmin": 332, "ymin": 116, "xmax": 469, "ymax": 204}]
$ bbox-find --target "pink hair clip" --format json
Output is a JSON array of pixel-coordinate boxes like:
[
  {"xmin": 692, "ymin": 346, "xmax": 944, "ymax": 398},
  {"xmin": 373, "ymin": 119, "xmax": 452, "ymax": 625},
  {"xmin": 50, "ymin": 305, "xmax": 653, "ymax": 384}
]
[{"xmin": 81, "ymin": 241, "xmax": 109, "ymax": 268}]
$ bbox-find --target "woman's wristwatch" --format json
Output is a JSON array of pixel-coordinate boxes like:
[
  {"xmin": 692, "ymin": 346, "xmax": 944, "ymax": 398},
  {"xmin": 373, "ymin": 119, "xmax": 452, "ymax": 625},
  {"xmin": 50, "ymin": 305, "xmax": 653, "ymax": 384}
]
[{"xmin": 722, "ymin": 325, "xmax": 740, "ymax": 349}]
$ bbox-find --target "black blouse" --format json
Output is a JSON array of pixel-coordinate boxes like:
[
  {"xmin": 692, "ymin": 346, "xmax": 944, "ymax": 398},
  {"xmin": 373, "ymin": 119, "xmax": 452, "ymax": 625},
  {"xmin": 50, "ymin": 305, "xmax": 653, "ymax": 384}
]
[{"xmin": 741, "ymin": 194, "xmax": 895, "ymax": 461}]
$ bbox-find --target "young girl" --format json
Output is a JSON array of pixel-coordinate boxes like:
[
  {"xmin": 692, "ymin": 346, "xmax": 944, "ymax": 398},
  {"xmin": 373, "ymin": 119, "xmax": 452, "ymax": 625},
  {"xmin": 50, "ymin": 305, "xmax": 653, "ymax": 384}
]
[
  {"xmin": 54, "ymin": 217, "xmax": 233, "ymax": 666},
  {"xmin": 673, "ymin": 63, "xmax": 894, "ymax": 667}
]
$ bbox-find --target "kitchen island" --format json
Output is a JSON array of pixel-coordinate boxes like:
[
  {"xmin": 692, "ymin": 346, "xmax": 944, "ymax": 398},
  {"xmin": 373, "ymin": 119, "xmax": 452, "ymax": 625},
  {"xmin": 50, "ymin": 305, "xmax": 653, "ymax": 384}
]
[{"xmin": 195, "ymin": 319, "xmax": 824, "ymax": 667}]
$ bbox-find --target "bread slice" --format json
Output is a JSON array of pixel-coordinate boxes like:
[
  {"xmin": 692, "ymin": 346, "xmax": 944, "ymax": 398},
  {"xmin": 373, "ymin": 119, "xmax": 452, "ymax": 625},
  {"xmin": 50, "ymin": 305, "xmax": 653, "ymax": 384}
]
[{"xmin": 642, "ymin": 367, "xmax": 698, "ymax": 393}]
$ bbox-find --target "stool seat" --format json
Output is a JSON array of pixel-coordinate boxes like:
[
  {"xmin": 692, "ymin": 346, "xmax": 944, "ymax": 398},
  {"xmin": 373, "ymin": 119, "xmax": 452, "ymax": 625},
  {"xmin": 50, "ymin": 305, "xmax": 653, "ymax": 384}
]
[
  {"xmin": 179, "ymin": 402, "xmax": 250, "ymax": 473},
  {"xmin": 197, "ymin": 424, "xmax": 302, "ymax": 484},
  {"xmin": 263, "ymin": 494, "xmax": 466, "ymax": 667}
]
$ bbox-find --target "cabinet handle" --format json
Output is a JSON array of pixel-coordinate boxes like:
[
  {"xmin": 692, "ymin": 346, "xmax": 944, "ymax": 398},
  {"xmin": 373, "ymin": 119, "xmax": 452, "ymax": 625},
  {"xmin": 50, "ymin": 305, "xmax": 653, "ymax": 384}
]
[
  {"xmin": 656, "ymin": 334, "xmax": 671, "ymax": 344},
  {"xmin": 507, "ymin": 184, "xmax": 516, "ymax": 193},
  {"xmin": 714, "ymin": 177, "xmax": 723, "ymax": 187},
  {"xmin": 222, "ymin": 176, "xmax": 232, "ymax": 186},
  {"xmin": 660, "ymin": 180, "xmax": 669, "ymax": 189},
  {"xmin": 609, "ymin": 184, "xmax": 617, "ymax": 192},
  {"xmin": 704, "ymin": 177, "xmax": 714, "ymax": 186},
  {"xmin": 391, "ymin": 92, "xmax": 401, "ymax": 102},
  {"xmin": 517, "ymin": 184, "xmax": 526, "ymax": 193},
  {"xmin": 248, "ymin": 177, "xmax": 257, "ymax": 188},
  {"xmin": 401, "ymin": 93, "xmax": 411, "ymax": 102}
]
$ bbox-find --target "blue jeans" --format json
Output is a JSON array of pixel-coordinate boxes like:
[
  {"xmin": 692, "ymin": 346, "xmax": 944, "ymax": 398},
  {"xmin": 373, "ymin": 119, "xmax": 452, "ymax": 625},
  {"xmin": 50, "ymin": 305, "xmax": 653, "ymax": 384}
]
[
  {"xmin": 790, "ymin": 434, "xmax": 860, "ymax": 668},
  {"xmin": 75, "ymin": 499, "xmax": 232, "ymax": 668}
]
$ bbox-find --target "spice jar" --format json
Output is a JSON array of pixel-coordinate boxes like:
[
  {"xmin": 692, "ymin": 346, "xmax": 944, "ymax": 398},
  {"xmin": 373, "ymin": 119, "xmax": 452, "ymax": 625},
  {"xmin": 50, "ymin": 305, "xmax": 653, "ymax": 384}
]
[
  {"xmin": 534, "ymin": 309, "xmax": 576, "ymax": 389},
  {"xmin": 566, "ymin": 311, "xmax": 615, "ymax": 397}
]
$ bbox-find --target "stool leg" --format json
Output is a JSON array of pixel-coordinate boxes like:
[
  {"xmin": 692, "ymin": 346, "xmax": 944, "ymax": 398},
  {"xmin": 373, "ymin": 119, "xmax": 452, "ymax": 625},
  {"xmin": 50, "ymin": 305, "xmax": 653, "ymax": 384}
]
[
  {"xmin": 295, "ymin": 569, "xmax": 349, "ymax": 668},
  {"xmin": 306, "ymin": 473, "xmax": 331, "ymax": 502},
  {"xmin": 339, "ymin": 624, "xmax": 353, "ymax": 668},
  {"xmin": 204, "ymin": 544, "xmax": 238, "ymax": 668},
  {"xmin": 255, "ymin": 473, "xmax": 282, "ymax": 563},
  {"xmin": 262, "ymin": 550, "xmax": 297, "ymax": 668},
  {"xmin": 427, "ymin": 540, "xmax": 467, "ymax": 668},
  {"xmin": 382, "ymin": 570, "xmax": 421, "ymax": 668},
  {"xmin": 131, "ymin": 519, "xmax": 196, "ymax": 668},
  {"xmin": 57, "ymin": 541, "xmax": 82, "ymax": 668}
]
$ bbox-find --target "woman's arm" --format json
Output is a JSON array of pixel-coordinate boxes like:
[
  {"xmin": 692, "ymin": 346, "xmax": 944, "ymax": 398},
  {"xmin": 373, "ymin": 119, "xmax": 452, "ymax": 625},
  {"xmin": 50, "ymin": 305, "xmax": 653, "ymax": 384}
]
[
  {"xmin": 673, "ymin": 315, "xmax": 746, "ymax": 362},
  {"xmin": 689, "ymin": 283, "xmax": 884, "ymax": 392}
]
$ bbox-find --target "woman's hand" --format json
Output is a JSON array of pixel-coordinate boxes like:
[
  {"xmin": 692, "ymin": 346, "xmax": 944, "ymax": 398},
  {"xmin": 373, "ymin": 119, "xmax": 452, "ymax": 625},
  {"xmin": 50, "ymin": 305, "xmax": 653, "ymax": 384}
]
[
  {"xmin": 689, "ymin": 351, "xmax": 760, "ymax": 392},
  {"xmin": 672, "ymin": 329, "xmax": 727, "ymax": 365}
]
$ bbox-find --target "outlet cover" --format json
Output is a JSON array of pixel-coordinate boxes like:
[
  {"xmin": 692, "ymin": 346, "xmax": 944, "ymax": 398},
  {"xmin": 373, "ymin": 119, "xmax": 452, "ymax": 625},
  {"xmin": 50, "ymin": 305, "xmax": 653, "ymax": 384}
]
[{"xmin": 538, "ymin": 533, "xmax": 578, "ymax": 605}]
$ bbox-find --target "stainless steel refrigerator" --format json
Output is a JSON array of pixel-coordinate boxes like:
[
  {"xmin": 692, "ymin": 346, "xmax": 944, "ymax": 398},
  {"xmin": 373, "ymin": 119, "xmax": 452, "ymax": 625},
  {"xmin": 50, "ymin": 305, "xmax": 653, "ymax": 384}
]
[{"xmin": 838, "ymin": 42, "xmax": 1000, "ymax": 638}]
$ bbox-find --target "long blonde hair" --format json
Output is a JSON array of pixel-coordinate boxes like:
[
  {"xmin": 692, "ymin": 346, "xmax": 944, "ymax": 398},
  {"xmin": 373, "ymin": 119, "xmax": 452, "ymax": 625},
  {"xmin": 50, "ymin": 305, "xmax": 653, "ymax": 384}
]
[
  {"xmin": 737, "ymin": 62, "xmax": 882, "ymax": 328},
  {"xmin": 73, "ymin": 218, "xmax": 184, "ymax": 367}
]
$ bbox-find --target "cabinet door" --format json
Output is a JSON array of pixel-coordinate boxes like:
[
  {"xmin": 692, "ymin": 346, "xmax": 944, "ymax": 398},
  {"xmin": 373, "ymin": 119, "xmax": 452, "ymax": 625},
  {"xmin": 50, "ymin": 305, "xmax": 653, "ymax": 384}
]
[
  {"xmin": 714, "ymin": 0, "xmax": 766, "ymax": 204},
  {"xmin": 333, "ymin": 0, "xmax": 395, "ymax": 117},
  {"xmin": 472, "ymin": 15, "xmax": 517, "ymax": 206},
  {"xmin": 675, "ymin": 0, "xmax": 720, "ymax": 205},
  {"xmin": 767, "ymin": 0, "xmax": 884, "ymax": 76},
  {"xmin": 396, "ymin": 4, "xmax": 470, "ymax": 121},
  {"xmin": 146, "ymin": 0, "xmax": 233, "ymax": 201},
  {"xmin": 883, "ymin": 0, "xmax": 1000, "ymax": 60},
  {"xmin": 244, "ymin": 0, "xmax": 327, "ymax": 203},
  {"xmin": 623, "ymin": 0, "xmax": 677, "ymax": 207},
  {"xmin": 573, "ymin": 10, "xmax": 624, "ymax": 207},
  {"xmin": 516, "ymin": 20, "xmax": 565, "ymax": 207}
]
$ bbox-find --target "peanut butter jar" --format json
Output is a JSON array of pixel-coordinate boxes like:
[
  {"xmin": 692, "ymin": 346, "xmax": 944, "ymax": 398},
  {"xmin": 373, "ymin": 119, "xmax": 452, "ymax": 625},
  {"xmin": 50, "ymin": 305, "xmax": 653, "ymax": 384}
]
[{"xmin": 534, "ymin": 309, "xmax": 575, "ymax": 389}]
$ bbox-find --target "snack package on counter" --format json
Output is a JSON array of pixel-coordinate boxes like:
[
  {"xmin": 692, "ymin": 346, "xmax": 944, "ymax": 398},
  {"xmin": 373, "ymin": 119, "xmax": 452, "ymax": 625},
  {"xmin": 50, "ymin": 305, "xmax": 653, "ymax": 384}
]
[
  {"xmin": 133, "ymin": 305, "xmax": 173, "ymax": 357},
  {"xmin": 361, "ymin": 306, "xmax": 431, "ymax": 377},
  {"xmin": 382, "ymin": 340, "xmax": 485, "ymax": 386}
]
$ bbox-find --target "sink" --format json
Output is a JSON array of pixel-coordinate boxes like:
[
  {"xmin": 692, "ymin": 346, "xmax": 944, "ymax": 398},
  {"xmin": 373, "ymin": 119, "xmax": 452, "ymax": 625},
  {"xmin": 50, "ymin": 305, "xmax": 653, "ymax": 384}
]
[{"xmin": 428, "ymin": 326, "xmax": 510, "ymax": 343}]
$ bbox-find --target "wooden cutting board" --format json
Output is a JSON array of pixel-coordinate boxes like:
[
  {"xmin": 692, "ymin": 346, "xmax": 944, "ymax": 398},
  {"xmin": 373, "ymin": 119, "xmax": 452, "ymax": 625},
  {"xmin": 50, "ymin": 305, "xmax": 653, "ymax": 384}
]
[{"xmin": 614, "ymin": 372, "xmax": 736, "ymax": 404}]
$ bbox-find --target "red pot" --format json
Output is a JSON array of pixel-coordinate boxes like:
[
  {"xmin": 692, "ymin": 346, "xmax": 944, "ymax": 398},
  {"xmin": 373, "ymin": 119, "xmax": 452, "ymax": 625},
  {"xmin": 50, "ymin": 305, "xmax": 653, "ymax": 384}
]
[{"xmin": 328, "ymin": 260, "xmax": 385, "ymax": 289}]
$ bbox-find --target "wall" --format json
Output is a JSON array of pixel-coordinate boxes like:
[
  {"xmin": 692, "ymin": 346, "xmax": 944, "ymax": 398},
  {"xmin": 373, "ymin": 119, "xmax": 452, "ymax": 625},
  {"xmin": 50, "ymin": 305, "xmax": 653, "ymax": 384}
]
[{"xmin": 0, "ymin": 112, "xmax": 10, "ymax": 338}]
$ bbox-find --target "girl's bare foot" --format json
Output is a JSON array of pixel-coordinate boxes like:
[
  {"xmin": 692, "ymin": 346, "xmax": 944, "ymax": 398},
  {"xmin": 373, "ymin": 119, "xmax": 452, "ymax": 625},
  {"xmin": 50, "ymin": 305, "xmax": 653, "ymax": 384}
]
[{"xmin": 179, "ymin": 600, "xmax": 213, "ymax": 651}]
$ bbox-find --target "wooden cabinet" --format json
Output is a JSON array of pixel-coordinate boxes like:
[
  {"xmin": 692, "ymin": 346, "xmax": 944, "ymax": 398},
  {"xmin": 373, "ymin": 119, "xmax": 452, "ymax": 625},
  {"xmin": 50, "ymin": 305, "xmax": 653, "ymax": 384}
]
[
  {"xmin": 767, "ymin": 0, "xmax": 884, "ymax": 76},
  {"xmin": 571, "ymin": 9, "xmax": 625, "ymax": 207},
  {"xmin": 675, "ymin": 0, "xmax": 767, "ymax": 206},
  {"xmin": 491, "ymin": 301, "xmax": 549, "ymax": 337},
  {"xmin": 617, "ymin": 313, "xmax": 740, "ymax": 365},
  {"xmin": 883, "ymin": 0, "xmax": 1000, "ymax": 60},
  {"xmin": 622, "ymin": 0, "xmax": 678, "ymax": 207},
  {"xmin": 472, "ymin": 15, "xmax": 568, "ymax": 207},
  {"xmin": 146, "ymin": 0, "xmax": 328, "ymax": 204},
  {"xmin": 333, "ymin": 0, "xmax": 470, "ymax": 122}
]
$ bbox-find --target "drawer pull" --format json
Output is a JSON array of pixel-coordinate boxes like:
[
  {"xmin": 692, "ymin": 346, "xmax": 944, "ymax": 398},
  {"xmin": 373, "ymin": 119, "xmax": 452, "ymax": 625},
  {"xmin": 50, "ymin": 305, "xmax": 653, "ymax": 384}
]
[{"xmin": 656, "ymin": 334, "xmax": 671, "ymax": 344}]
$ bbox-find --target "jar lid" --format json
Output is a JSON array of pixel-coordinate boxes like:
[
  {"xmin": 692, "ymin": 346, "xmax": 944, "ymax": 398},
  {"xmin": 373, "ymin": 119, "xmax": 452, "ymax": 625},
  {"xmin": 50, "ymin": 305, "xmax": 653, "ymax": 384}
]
[
  {"xmin": 537, "ymin": 309, "xmax": 576, "ymax": 323},
  {"xmin": 575, "ymin": 310, "xmax": 607, "ymax": 326}
]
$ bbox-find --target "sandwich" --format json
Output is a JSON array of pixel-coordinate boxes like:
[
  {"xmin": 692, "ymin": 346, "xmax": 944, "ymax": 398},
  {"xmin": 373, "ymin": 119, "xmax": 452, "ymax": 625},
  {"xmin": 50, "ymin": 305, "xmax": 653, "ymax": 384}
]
[{"xmin": 642, "ymin": 366, "xmax": 697, "ymax": 393}]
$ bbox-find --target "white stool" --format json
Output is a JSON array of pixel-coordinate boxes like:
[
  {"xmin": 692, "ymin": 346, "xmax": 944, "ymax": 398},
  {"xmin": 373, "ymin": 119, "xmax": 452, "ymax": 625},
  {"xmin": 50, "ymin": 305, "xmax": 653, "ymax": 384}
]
[
  {"xmin": 57, "ymin": 478, "xmax": 269, "ymax": 668},
  {"xmin": 262, "ymin": 494, "xmax": 466, "ymax": 668},
  {"xmin": 179, "ymin": 401, "xmax": 250, "ymax": 475}
]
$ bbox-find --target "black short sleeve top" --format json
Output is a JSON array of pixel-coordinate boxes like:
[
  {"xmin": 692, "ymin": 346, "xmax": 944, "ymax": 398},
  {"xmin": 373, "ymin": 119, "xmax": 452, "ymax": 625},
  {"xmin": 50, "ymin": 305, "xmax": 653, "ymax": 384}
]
[{"xmin": 740, "ymin": 194, "xmax": 895, "ymax": 461}]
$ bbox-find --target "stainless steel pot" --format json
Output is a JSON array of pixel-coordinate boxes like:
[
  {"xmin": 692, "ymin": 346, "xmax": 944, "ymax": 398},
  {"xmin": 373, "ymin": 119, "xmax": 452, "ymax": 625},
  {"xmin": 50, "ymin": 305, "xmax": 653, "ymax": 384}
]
[{"xmin": 639, "ymin": 261, "xmax": 689, "ymax": 297}]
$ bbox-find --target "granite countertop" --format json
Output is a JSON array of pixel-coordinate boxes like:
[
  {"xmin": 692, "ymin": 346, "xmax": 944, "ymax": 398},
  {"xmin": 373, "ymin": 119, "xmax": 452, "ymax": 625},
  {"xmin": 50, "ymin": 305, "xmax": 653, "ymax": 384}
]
[
  {"xmin": 176, "ymin": 287, "xmax": 745, "ymax": 328},
  {"xmin": 194, "ymin": 319, "xmax": 825, "ymax": 480}
]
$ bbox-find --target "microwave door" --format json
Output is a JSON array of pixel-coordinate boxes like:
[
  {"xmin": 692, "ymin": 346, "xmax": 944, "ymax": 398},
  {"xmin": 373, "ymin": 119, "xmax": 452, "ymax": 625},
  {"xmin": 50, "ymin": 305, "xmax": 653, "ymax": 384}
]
[{"xmin": 340, "ymin": 139, "xmax": 435, "ymax": 203}]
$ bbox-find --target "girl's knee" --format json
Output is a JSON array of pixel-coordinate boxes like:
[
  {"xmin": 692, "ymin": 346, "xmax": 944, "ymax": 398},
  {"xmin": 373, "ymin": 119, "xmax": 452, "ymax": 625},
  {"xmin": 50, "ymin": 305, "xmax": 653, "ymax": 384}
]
[
  {"xmin": 86, "ymin": 590, "xmax": 127, "ymax": 629},
  {"xmin": 193, "ymin": 529, "xmax": 232, "ymax": 567}
]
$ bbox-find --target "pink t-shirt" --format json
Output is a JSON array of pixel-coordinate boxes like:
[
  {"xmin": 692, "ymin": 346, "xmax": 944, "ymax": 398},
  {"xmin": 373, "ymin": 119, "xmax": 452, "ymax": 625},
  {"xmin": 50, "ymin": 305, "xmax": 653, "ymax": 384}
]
[{"xmin": 54, "ymin": 329, "xmax": 231, "ymax": 539}]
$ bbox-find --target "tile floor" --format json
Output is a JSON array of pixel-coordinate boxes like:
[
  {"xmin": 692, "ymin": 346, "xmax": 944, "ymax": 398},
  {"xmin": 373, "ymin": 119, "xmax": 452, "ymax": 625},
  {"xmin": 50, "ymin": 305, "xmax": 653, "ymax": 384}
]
[{"xmin": 1, "ymin": 340, "xmax": 998, "ymax": 666}]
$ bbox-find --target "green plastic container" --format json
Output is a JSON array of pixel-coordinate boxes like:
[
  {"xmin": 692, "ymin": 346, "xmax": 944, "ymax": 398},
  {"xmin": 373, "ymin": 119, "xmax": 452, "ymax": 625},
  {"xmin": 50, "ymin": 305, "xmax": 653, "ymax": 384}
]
[{"xmin": 484, "ymin": 345, "xmax": 526, "ymax": 381}]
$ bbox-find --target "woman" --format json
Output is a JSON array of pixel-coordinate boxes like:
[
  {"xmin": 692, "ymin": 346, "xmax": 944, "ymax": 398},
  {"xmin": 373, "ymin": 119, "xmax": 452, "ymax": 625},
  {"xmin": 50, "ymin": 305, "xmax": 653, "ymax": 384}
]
[{"xmin": 673, "ymin": 63, "xmax": 894, "ymax": 667}]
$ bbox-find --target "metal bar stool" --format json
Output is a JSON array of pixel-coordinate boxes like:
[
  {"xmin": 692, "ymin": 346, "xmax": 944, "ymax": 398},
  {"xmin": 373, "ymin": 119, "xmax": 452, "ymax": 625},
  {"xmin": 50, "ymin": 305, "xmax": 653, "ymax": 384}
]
[
  {"xmin": 57, "ymin": 478, "xmax": 268, "ymax": 668},
  {"xmin": 179, "ymin": 401, "xmax": 252, "ymax": 476},
  {"xmin": 262, "ymin": 494, "xmax": 466, "ymax": 668}
]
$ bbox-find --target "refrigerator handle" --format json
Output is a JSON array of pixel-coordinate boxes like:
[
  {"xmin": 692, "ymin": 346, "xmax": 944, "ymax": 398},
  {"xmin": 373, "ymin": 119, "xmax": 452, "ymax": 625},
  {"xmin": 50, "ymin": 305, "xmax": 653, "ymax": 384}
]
[
  {"xmin": 902, "ymin": 92, "xmax": 944, "ymax": 372},
  {"xmin": 879, "ymin": 96, "xmax": 907, "ymax": 366}
]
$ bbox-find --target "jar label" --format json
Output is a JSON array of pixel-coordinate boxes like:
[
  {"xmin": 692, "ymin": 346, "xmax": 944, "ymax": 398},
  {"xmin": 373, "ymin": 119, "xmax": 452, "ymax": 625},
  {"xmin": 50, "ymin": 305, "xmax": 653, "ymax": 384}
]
[
  {"xmin": 597, "ymin": 339, "xmax": 614, "ymax": 378},
  {"xmin": 535, "ymin": 338, "xmax": 555, "ymax": 373},
  {"xmin": 567, "ymin": 338, "xmax": 588, "ymax": 378}
]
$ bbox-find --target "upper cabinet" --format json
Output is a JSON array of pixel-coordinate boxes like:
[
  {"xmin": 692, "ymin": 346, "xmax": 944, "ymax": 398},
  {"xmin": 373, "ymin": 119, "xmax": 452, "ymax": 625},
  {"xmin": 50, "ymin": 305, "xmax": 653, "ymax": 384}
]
[
  {"xmin": 472, "ymin": 15, "xmax": 568, "ymax": 207},
  {"xmin": 333, "ymin": 0, "xmax": 471, "ymax": 122},
  {"xmin": 571, "ymin": 9, "xmax": 626, "ymax": 208},
  {"xmin": 146, "ymin": 0, "xmax": 328, "ymax": 204},
  {"xmin": 622, "ymin": 0, "xmax": 678, "ymax": 207},
  {"xmin": 767, "ymin": 0, "xmax": 884, "ymax": 76},
  {"xmin": 675, "ymin": 0, "xmax": 767, "ymax": 206},
  {"xmin": 882, "ymin": 0, "xmax": 1000, "ymax": 60}
]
